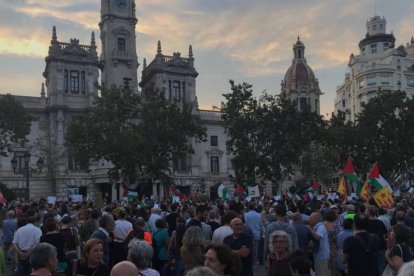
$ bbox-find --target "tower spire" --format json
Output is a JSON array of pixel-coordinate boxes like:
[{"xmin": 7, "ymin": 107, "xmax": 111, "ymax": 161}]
[
  {"xmin": 41, "ymin": 83, "xmax": 45, "ymax": 97},
  {"xmin": 157, "ymin": 40, "xmax": 162, "ymax": 55},
  {"xmin": 143, "ymin": 58, "xmax": 147, "ymax": 70},
  {"xmin": 188, "ymin": 45, "xmax": 193, "ymax": 58},
  {"xmin": 52, "ymin": 26, "xmax": 57, "ymax": 41},
  {"xmin": 91, "ymin": 31, "xmax": 96, "ymax": 46}
]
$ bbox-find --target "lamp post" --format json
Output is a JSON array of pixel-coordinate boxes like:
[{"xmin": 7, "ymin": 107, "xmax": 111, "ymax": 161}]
[{"xmin": 24, "ymin": 153, "xmax": 31, "ymax": 202}]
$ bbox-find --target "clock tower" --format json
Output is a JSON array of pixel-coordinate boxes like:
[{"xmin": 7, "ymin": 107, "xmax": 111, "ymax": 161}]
[{"xmin": 99, "ymin": 0, "xmax": 138, "ymax": 90}]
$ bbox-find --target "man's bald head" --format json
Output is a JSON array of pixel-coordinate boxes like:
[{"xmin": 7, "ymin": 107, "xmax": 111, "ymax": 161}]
[{"xmin": 110, "ymin": 261, "xmax": 138, "ymax": 276}]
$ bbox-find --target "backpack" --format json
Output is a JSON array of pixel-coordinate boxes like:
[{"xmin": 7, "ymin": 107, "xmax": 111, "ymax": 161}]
[{"xmin": 353, "ymin": 233, "xmax": 378, "ymax": 274}]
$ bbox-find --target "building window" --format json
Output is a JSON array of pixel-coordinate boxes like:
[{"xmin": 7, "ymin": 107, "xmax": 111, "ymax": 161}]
[
  {"xmin": 210, "ymin": 135, "xmax": 218, "ymax": 147},
  {"xmin": 358, "ymin": 78, "xmax": 365, "ymax": 88},
  {"xmin": 173, "ymin": 81, "xmax": 180, "ymax": 101},
  {"xmin": 372, "ymin": 24, "xmax": 377, "ymax": 31},
  {"xmin": 380, "ymin": 24, "xmax": 383, "ymax": 30},
  {"xmin": 210, "ymin": 156, "xmax": 219, "ymax": 174},
  {"xmin": 81, "ymin": 71, "xmax": 85, "ymax": 94},
  {"xmin": 299, "ymin": 97, "xmax": 309, "ymax": 112},
  {"xmin": 117, "ymin": 38, "xmax": 126, "ymax": 51},
  {"xmin": 173, "ymin": 153, "xmax": 188, "ymax": 173},
  {"xmin": 70, "ymin": 71, "xmax": 79, "ymax": 93},
  {"xmin": 407, "ymin": 79, "xmax": 414, "ymax": 88},
  {"xmin": 367, "ymin": 74, "xmax": 376, "ymax": 86},
  {"xmin": 381, "ymin": 73, "xmax": 390, "ymax": 85},
  {"xmin": 397, "ymin": 59, "xmax": 401, "ymax": 69},
  {"xmin": 383, "ymin": 43, "xmax": 389, "ymax": 51},
  {"xmin": 64, "ymin": 70, "xmax": 68, "ymax": 93},
  {"xmin": 371, "ymin": 44, "xmax": 377, "ymax": 54},
  {"xmin": 342, "ymin": 99, "xmax": 346, "ymax": 108}
]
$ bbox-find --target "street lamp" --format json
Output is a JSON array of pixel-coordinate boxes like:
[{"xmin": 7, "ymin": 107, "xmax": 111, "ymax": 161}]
[{"xmin": 24, "ymin": 153, "xmax": 31, "ymax": 202}]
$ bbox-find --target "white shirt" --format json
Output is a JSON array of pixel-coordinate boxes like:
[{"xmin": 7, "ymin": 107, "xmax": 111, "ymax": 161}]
[
  {"xmin": 149, "ymin": 213, "xmax": 162, "ymax": 233},
  {"xmin": 113, "ymin": 219, "xmax": 133, "ymax": 242},
  {"xmin": 12, "ymin": 223, "xmax": 42, "ymax": 251},
  {"xmin": 212, "ymin": 225, "xmax": 233, "ymax": 244}
]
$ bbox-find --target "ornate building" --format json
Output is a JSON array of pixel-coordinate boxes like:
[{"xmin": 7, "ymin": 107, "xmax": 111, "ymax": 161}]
[
  {"xmin": 0, "ymin": 0, "xmax": 233, "ymax": 201},
  {"xmin": 335, "ymin": 15, "xmax": 414, "ymax": 121},
  {"xmin": 281, "ymin": 37, "xmax": 322, "ymax": 114}
]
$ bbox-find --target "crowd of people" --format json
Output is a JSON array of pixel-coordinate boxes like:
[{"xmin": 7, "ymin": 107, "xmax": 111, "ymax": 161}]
[{"xmin": 1, "ymin": 195, "xmax": 414, "ymax": 276}]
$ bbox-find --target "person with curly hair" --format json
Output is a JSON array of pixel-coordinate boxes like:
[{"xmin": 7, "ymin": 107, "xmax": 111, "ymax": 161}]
[{"xmin": 204, "ymin": 243, "xmax": 241, "ymax": 276}]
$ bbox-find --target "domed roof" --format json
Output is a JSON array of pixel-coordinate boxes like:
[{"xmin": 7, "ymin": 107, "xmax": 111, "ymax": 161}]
[{"xmin": 283, "ymin": 37, "xmax": 317, "ymax": 89}]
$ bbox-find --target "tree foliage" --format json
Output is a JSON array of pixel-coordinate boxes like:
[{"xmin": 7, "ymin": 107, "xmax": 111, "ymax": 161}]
[
  {"xmin": 66, "ymin": 86, "xmax": 206, "ymax": 186},
  {"xmin": 0, "ymin": 95, "xmax": 32, "ymax": 156},
  {"xmin": 221, "ymin": 80, "xmax": 324, "ymax": 184}
]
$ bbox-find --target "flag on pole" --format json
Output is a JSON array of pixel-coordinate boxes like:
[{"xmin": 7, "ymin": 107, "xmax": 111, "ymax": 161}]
[
  {"xmin": 218, "ymin": 183, "xmax": 228, "ymax": 200},
  {"xmin": 127, "ymin": 191, "xmax": 138, "ymax": 200},
  {"xmin": 236, "ymin": 184, "xmax": 245, "ymax": 194},
  {"xmin": 337, "ymin": 176, "xmax": 348, "ymax": 199},
  {"xmin": 343, "ymin": 157, "xmax": 362, "ymax": 194},
  {"xmin": 360, "ymin": 180, "xmax": 371, "ymax": 201},
  {"xmin": 311, "ymin": 180, "xmax": 320, "ymax": 190},
  {"xmin": 368, "ymin": 162, "xmax": 393, "ymax": 193},
  {"xmin": 373, "ymin": 187, "xmax": 394, "ymax": 208}
]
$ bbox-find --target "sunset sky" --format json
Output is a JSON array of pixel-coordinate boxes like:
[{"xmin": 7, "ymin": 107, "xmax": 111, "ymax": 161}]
[{"xmin": 0, "ymin": 0, "xmax": 413, "ymax": 117}]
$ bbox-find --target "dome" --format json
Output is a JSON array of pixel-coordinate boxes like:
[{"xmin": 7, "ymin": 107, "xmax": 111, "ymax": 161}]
[{"xmin": 284, "ymin": 61, "xmax": 316, "ymax": 89}]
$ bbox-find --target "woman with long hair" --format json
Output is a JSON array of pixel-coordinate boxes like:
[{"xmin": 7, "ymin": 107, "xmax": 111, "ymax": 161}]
[
  {"xmin": 169, "ymin": 217, "xmax": 186, "ymax": 275},
  {"xmin": 64, "ymin": 238, "xmax": 110, "ymax": 276},
  {"xmin": 266, "ymin": 230, "xmax": 293, "ymax": 276},
  {"xmin": 180, "ymin": 226, "xmax": 205, "ymax": 274},
  {"xmin": 385, "ymin": 223, "xmax": 414, "ymax": 274},
  {"xmin": 40, "ymin": 218, "xmax": 67, "ymax": 272},
  {"xmin": 204, "ymin": 243, "xmax": 241, "ymax": 276}
]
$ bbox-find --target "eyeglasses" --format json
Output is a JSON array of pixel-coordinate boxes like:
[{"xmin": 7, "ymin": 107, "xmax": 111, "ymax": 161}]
[{"xmin": 272, "ymin": 240, "xmax": 287, "ymax": 244}]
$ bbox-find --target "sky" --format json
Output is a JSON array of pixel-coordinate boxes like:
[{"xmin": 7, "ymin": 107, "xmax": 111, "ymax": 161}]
[{"xmin": 0, "ymin": 0, "xmax": 413, "ymax": 117}]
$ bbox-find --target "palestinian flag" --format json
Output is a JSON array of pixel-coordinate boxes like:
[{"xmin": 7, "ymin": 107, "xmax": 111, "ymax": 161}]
[
  {"xmin": 337, "ymin": 176, "xmax": 348, "ymax": 199},
  {"xmin": 218, "ymin": 183, "xmax": 228, "ymax": 200},
  {"xmin": 311, "ymin": 180, "xmax": 320, "ymax": 190},
  {"xmin": 373, "ymin": 187, "xmax": 394, "ymax": 208},
  {"xmin": 127, "ymin": 191, "xmax": 138, "ymax": 200},
  {"xmin": 343, "ymin": 157, "xmax": 362, "ymax": 194},
  {"xmin": 236, "ymin": 184, "xmax": 245, "ymax": 194},
  {"xmin": 368, "ymin": 162, "xmax": 393, "ymax": 193},
  {"xmin": 360, "ymin": 180, "xmax": 371, "ymax": 202}
]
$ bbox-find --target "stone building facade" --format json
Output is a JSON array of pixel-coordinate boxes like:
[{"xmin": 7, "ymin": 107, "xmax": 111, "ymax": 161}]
[{"xmin": 335, "ymin": 15, "xmax": 414, "ymax": 121}]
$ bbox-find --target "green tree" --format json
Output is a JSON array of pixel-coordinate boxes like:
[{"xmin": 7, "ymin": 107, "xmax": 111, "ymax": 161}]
[
  {"xmin": 66, "ymin": 86, "xmax": 206, "ymax": 191},
  {"xmin": 222, "ymin": 80, "xmax": 323, "ymax": 186},
  {"xmin": 0, "ymin": 94, "xmax": 32, "ymax": 156}
]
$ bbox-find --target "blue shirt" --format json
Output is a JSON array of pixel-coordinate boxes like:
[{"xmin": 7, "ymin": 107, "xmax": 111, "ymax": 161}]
[
  {"xmin": 3, "ymin": 219, "xmax": 17, "ymax": 244},
  {"xmin": 244, "ymin": 210, "xmax": 262, "ymax": 240},
  {"xmin": 337, "ymin": 229, "xmax": 353, "ymax": 270},
  {"xmin": 153, "ymin": 228, "xmax": 170, "ymax": 261},
  {"xmin": 314, "ymin": 222, "xmax": 330, "ymax": 260}
]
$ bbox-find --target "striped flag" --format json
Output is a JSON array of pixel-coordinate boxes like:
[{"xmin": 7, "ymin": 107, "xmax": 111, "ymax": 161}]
[
  {"xmin": 218, "ymin": 183, "xmax": 228, "ymax": 200},
  {"xmin": 368, "ymin": 162, "xmax": 393, "ymax": 193},
  {"xmin": 343, "ymin": 157, "xmax": 362, "ymax": 194},
  {"xmin": 337, "ymin": 176, "xmax": 348, "ymax": 200},
  {"xmin": 360, "ymin": 180, "xmax": 371, "ymax": 201},
  {"xmin": 127, "ymin": 191, "xmax": 138, "ymax": 200},
  {"xmin": 373, "ymin": 187, "xmax": 394, "ymax": 208}
]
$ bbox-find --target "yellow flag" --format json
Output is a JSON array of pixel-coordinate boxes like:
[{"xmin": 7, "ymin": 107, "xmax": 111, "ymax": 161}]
[
  {"xmin": 360, "ymin": 180, "xmax": 371, "ymax": 201},
  {"xmin": 337, "ymin": 176, "xmax": 348, "ymax": 198},
  {"xmin": 373, "ymin": 187, "xmax": 394, "ymax": 208}
]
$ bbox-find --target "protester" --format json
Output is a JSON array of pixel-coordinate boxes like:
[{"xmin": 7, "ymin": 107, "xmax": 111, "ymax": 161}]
[
  {"xmin": 110, "ymin": 260, "xmax": 138, "ymax": 276},
  {"xmin": 186, "ymin": 266, "xmax": 217, "ymax": 276},
  {"xmin": 244, "ymin": 202, "xmax": 263, "ymax": 265},
  {"xmin": 180, "ymin": 225, "xmax": 205, "ymax": 273},
  {"xmin": 29, "ymin": 243, "xmax": 58, "ymax": 276},
  {"xmin": 212, "ymin": 210, "xmax": 237, "ymax": 244},
  {"xmin": 384, "ymin": 223, "xmax": 414, "ymax": 275},
  {"xmin": 127, "ymin": 239, "xmax": 160, "ymax": 276},
  {"xmin": 90, "ymin": 214, "xmax": 115, "ymax": 266},
  {"xmin": 169, "ymin": 217, "xmax": 186, "ymax": 275},
  {"xmin": 266, "ymin": 230, "xmax": 292, "ymax": 276},
  {"xmin": 308, "ymin": 212, "xmax": 330, "ymax": 276},
  {"xmin": 204, "ymin": 243, "xmax": 241, "ymax": 276},
  {"xmin": 39, "ymin": 218, "xmax": 66, "ymax": 272},
  {"xmin": 337, "ymin": 218, "xmax": 354, "ymax": 276},
  {"xmin": 64, "ymin": 238, "xmax": 110, "ymax": 276},
  {"xmin": 152, "ymin": 219, "xmax": 170, "ymax": 272}
]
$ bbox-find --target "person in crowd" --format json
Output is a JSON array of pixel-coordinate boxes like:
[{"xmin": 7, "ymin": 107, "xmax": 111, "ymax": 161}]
[
  {"xmin": 3, "ymin": 210, "xmax": 17, "ymax": 252},
  {"xmin": 60, "ymin": 215, "xmax": 81, "ymax": 260},
  {"xmin": 29, "ymin": 243, "xmax": 58, "ymax": 276},
  {"xmin": 244, "ymin": 202, "xmax": 263, "ymax": 265},
  {"xmin": 212, "ymin": 210, "xmax": 237, "ymax": 244},
  {"xmin": 384, "ymin": 223, "xmax": 414, "ymax": 274},
  {"xmin": 337, "ymin": 218, "xmax": 354, "ymax": 276},
  {"xmin": 398, "ymin": 260, "xmax": 414, "ymax": 276},
  {"xmin": 308, "ymin": 212, "xmax": 330, "ymax": 276},
  {"xmin": 180, "ymin": 225, "xmax": 205, "ymax": 273},
  {"xmin": 290, "ymin": 256, "xmax": 312, "ymax": 276},
  {"xmin": 366, "ymin": 204, "xmax": 388, "ymax": 274},
  {"xmin": 80, "ymin": 208, "xmax": 100, "ymax": 243},
  {"xmin": 127, "ymin": 239, "xmax": 160, "ymax": 276},
  {"xmin": 64, "ymin": 238, "xmax": 110, "ymax": 276},
  {"xmin": 265, "ymin": 230, "xmax": 293, "ymax": 276},
  {"xmin": 291, "ymin": 213, "xmax": 311, "ymax": 250},
  {"xmin": 152, "ymin": 218, "xmax": 170, "ymax": 272},
  {"xmin": 112, "ymin": 208, "xmax": 133, "ymax": 265},
  {"xmin": 265, "ymin": 205, "xmax": 298, "ymax": 258},
  {"xmin": 39, "ymin": 218, "xmax": 67, "ymax": 272},
  {"xmin": 13, "ymin": 209, "xmax": 42, "ymax": 276},
  {"xmin": 165, "ymin": 203, "xmax": 181, "ymax": 235},
  {"xmin": 206, "ymin": 209, "xmax": 220, "ymax": 234},
  {"xmin": 90, "ymin": 214, "xmax": 115, "ymax": 266},
  {"xmin": 204, "ymin": 243, "xmax": 241, "ymax": 276},
  {"xmin": 169, "ymin": 217, "xmax": 186, "ymax": 275},
  {"xmin": 324, "ymin": 209, "xmax": 340, "ymax": 276},
  {"xmin": 343, "ymin": 213, "xmax": 379, "ymax": 276},
  {"xmin": 186, "ymin": 204, "xmax": 208, "ymax": 229},
  {"xmin": 149, "ymin": 208, "xmax": 162, "ymax": 234},
  {"xmin": 110, "ymin": 261, "xmax": 138, "ymax": 276},
  {"xmin": 186, "ymin": 266, "xmax": 217, "ymax": 276},
  {"xmin": 124, "ymin": 216, "xmax": 153, "ymax": 248},
  {"xmin": 224, "ymin": 218, "xmax": 253, "ymax": 276},
  {"xmin": 377, "ymin": 207, "xmax": 391, "ymax": 232}
]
